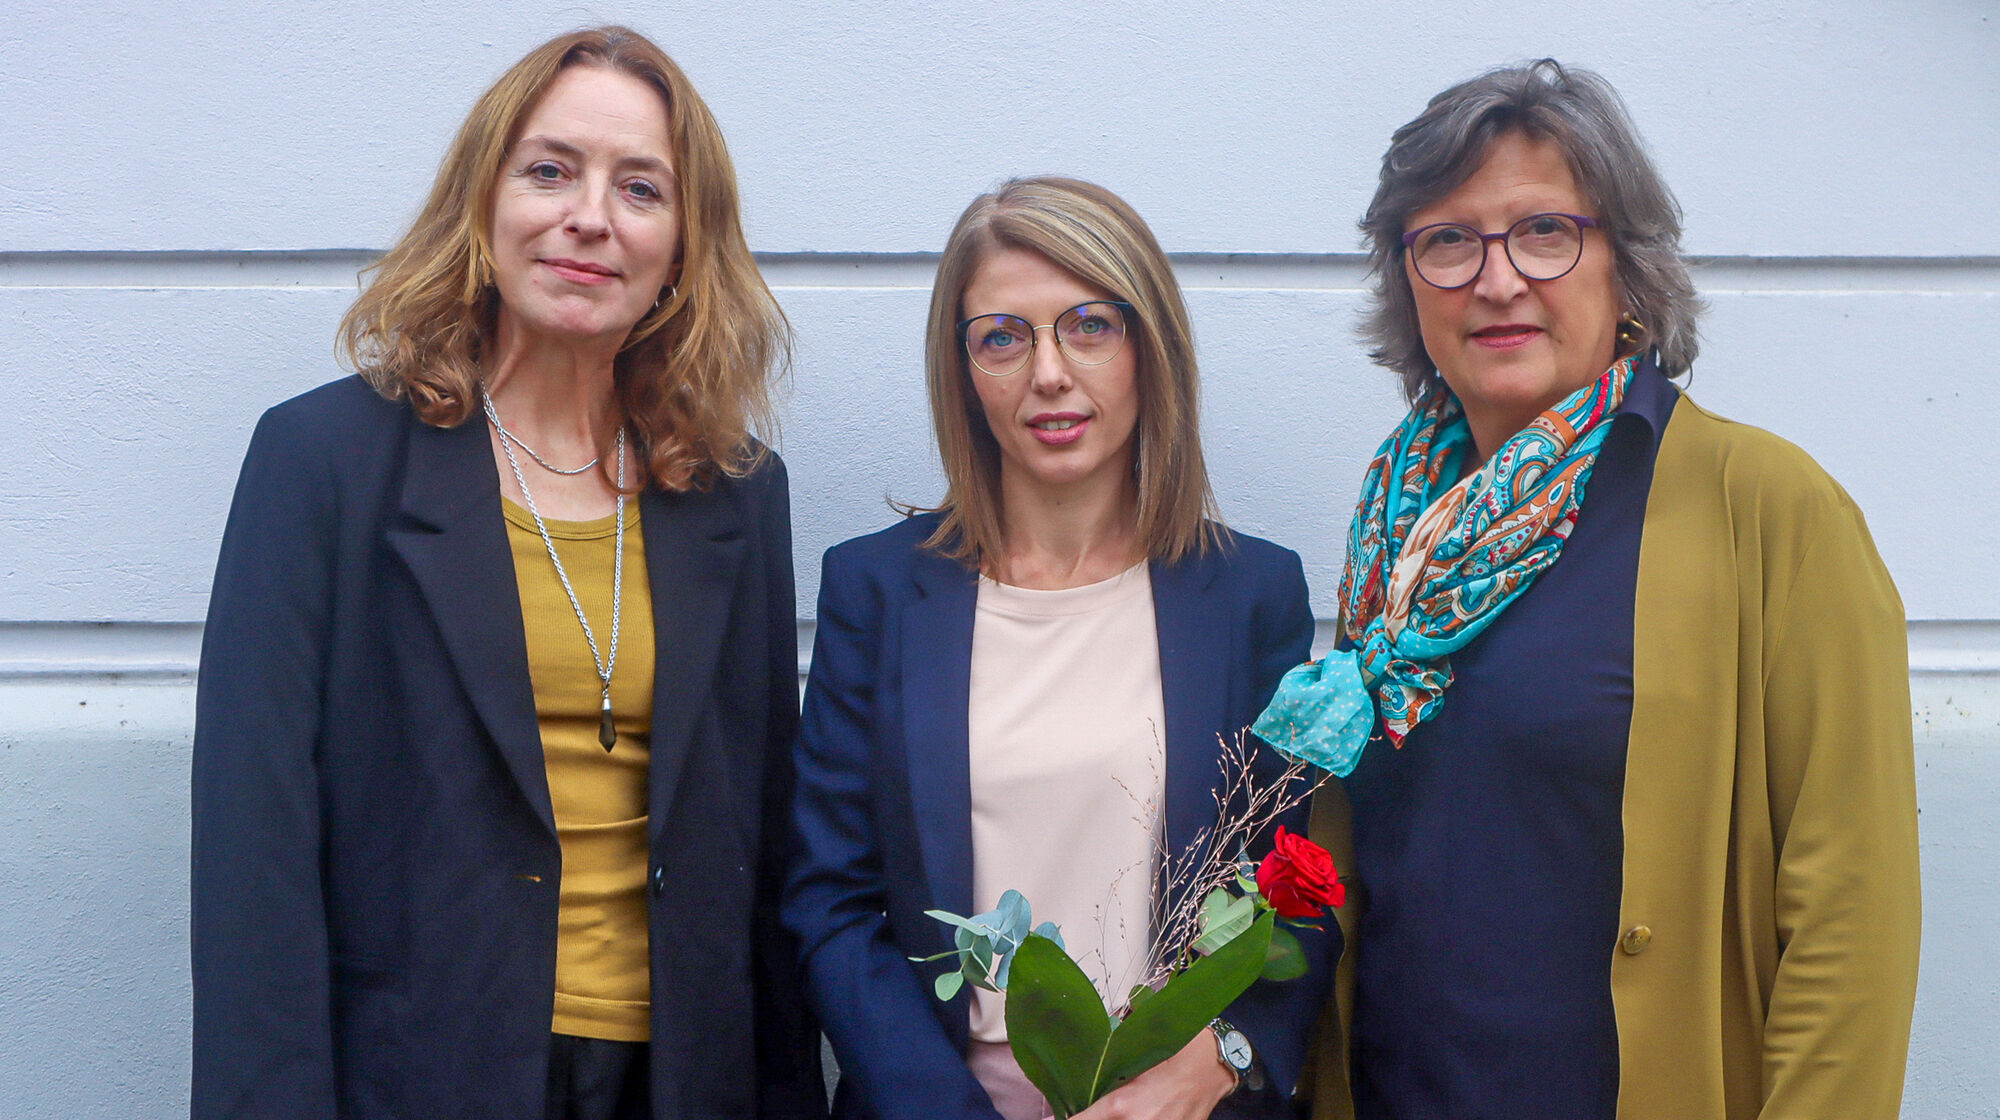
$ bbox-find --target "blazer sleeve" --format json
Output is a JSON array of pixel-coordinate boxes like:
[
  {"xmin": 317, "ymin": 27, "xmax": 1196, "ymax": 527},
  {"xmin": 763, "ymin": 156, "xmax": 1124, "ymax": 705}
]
[
  {"xmin": 1224, "ymin": 545, "xmax": 1339, "ymax": 1099},
  {"xmin": 783, "ymin": 544, "xmax": 1006, "ymax": 1120},
  {"xmin": 190, "ymin": 407, "xmax": 339, "ymax": 1119},
  {"xmin": 1757, "ymin": 496, "xmax": 1920, "ymax": 1119},
  {"xmin": 742, "ymin": 456, "xmax": 830, "ymax": 1119}
]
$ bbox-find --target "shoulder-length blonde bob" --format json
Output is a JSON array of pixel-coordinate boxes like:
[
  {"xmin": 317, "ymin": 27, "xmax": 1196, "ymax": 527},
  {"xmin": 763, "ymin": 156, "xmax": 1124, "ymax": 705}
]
[
  {"xmin": 921, "ymin": 177, "xmax": 1219, "ymax": 569},
  {"xmin": 337, "ymin": 26, "xmax": 787, "ymax": 491}
]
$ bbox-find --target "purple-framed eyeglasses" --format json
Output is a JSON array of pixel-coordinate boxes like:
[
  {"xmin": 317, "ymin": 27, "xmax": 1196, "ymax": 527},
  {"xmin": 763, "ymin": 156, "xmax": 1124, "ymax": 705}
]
[{"xmin": 1400, "ymin": 212, "xmax": 1602, "ymax": 290}]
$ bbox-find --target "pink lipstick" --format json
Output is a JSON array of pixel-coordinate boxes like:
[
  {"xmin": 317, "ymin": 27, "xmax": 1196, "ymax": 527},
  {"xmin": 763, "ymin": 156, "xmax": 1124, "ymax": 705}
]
[
  {"xmin": 1470, "ymin": 323, "xmax": 1542, "ymax": 350},
  {"xmin": 542, "ymin": 258, "xmax": 618, "ymax": 285},
  {"xmin": 1028, "ymin": 412, "xmax": 1089, "ymax": 446}
]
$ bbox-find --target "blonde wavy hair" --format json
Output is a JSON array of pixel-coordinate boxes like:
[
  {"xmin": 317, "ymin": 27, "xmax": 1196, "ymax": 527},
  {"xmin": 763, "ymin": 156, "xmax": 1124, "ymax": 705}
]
[
  {"xmin": 337, "ymin": 26, "xmax": 787, "ymax": 491},
  {"xmin": 921, "ymin": 177, "xmax": 1219, "ymax": 568}
]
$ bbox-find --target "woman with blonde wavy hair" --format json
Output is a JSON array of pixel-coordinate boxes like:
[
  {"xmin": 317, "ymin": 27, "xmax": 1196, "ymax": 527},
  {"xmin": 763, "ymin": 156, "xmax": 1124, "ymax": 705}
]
[{"xmin": 192, "ymin": 26, "xmax": 823, "ymax": 1120}]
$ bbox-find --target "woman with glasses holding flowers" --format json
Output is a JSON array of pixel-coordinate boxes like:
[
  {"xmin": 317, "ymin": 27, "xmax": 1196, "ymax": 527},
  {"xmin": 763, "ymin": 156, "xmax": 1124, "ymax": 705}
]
[
  {"xmin": 784, "ymin": 177, "xmax": 1338, "ymax": 1120},
  {"xmin": 1256, "ymin": 61, "xmax": 1920, "ymax": 1120}
]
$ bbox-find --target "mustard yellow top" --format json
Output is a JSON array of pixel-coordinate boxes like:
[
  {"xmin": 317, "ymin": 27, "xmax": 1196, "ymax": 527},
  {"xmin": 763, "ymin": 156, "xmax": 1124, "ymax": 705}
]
[
  {"xmin": 1308, "ymin": 397, "xmax": 1921, "ymax": 1119},
  {"xmin": 504, "ymin": 498, "xmax": 656, "ymax": 1043}
]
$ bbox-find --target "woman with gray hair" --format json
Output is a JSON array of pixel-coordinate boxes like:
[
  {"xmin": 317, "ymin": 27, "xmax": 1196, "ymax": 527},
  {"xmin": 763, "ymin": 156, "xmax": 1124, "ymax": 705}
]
[{"xmin": 1254, "ymin": 60, "xmax": 1919, "ymax": 1119}]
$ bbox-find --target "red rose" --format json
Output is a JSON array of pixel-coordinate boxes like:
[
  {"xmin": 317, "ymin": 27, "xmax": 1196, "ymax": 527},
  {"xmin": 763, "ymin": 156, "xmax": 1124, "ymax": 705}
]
[{"xmin": 1255, "ymin": 826, "xmax": 1344, "ymax": 919}]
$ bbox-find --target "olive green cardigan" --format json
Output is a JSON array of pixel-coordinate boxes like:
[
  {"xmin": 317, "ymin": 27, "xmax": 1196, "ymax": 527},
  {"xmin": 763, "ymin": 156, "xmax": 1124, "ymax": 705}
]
[{"xmin": 1306, "ymin": 396, "xmax": 1922, "ymax": 1119}]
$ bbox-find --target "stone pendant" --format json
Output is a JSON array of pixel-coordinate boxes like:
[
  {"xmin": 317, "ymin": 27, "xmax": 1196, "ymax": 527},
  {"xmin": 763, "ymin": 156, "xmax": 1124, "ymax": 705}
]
[{"xmin": 599, "ymin": 688, "xmax": 616, "ymax": 751}]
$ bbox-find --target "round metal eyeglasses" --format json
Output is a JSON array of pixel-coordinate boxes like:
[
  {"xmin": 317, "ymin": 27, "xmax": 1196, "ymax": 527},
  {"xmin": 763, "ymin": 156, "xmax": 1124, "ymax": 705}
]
[
  {"xmin": 1401, "ymin": 212, "xmax": 1602, "ymax": 290},
  {"xmin": 958, "ymin": 301, "xmax": 1135, "ymax": 377}
]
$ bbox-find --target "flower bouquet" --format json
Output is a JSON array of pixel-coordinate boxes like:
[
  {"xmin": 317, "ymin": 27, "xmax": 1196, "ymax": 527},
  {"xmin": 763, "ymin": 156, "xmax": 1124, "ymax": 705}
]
[{"xmin": 914, "ymin": 736, "xmax": 1341, "ymax": 1118}]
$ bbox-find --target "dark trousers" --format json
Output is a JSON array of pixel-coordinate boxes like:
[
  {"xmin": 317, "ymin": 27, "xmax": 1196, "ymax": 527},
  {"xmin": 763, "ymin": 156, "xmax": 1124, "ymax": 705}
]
[{"xmin": 546, "ymin": 1033, "xmax": 650, "ymax": 1120}]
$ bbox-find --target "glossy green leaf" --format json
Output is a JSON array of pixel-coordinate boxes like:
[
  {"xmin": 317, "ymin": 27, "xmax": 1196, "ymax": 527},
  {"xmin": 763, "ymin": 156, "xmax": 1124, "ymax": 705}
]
[
  {"xmin": 1261, "ymin": 924, "xmax": 1307, "ymax": 981},
  {"xmin": 1092, "ymin": 911, "xmax": 1275, "ymax": 1096},
  {"xmin": 1125, "ymin": 981, "xmax": 1159, "ymax": 1015},
  {"xmin": 1004, "ymin": 934, "xmax": 1112, "ymax": 1118}
]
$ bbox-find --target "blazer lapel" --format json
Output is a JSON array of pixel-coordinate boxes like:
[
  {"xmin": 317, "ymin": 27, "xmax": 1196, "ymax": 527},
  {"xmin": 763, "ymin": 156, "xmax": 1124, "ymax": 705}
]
[
  {"xmin": 1151, "ymin": 550, "xmax": 1231, "ymax": 912},
  {"xmin": 639, "ymin": 484, "xmax": 746, "ymax": 830},
  {"xmin": 386, "ymin": 416, "xmax": 555, "ymax": 835},
  {"xmin": 900, "ymin": 553, "xmax": 979, "ymax": 918}
]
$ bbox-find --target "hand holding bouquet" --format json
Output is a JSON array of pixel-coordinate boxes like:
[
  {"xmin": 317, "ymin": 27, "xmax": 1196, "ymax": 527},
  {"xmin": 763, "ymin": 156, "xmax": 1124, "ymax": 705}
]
[{"xmin": 916, "ymin": 738, "xmax": 1341, "ymax": 1118}]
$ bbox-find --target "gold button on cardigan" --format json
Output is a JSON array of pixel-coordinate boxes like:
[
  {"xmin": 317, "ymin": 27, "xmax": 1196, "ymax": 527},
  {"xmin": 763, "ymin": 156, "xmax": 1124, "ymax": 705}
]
[{"xmin": 1619, "ymin": 926, "xmax": 1652, "ymax": 956}]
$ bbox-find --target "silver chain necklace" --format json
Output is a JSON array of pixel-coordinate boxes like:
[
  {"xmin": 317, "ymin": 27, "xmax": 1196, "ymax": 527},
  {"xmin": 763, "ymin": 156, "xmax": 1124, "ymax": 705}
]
[
  {"xmin": 483, "ymin": 396, "xmax": 601, "ymax": 475},
  {"xmin": 482, "ymin": 386, "xmax": 626, "ymax": 751}
]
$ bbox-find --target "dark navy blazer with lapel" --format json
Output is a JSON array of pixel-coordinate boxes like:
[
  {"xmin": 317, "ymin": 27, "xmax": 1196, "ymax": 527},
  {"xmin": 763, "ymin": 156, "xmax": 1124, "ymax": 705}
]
[
  {"xmin": 190, "ymin": 377, "xmax": 823, "ymax": 1119},
  {"xmin": 782, "ymin": 514, "xmax": 1338, "ymax": 1120}
]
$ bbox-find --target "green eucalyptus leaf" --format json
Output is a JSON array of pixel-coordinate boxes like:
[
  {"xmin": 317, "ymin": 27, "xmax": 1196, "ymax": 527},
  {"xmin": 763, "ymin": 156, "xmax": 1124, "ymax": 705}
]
[
  {"xmin": 1093, "ymin": 911, "xmax": 1275, "ymax": 1096},
  {"xmin": 930, "ymin": 908, "xmax": 1003, "ymax": 938},
  {"xmin": 1199, "ymin": 887, "xmax": 1231, "ymax": 925},
  {"xmin": 1261, "ymin": 925, "xmax": 1307, "ymax": 982},
  {"xmin": 1192, "ymin": 893, "xmax": 1258, "ymax": 956},
  {"xmin": 935, "ymin": 970, "xmax": 965, "ymax": 1001},
  {"xmin": 952, "ymin": 900, "xmax": 1013, "ymax": 942},
  {"xmin": 995, "ymin": 890, "xmax": 1032, "ymax": 945},
  {"xmin": 1004, "ymin": 934, "xmax": 1113, "ymax": 1118},
  {"xmin": 1033, "ymin": 920, "xmax": 1066, "ymax": 953}
]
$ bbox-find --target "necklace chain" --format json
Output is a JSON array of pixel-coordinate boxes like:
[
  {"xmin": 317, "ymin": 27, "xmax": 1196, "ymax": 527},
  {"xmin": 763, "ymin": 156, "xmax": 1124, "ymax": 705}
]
[
  {"xmin": 483, "ymin": 398, "xmax": 602, "ymax": 475},
  {"xmin": 482, "ymin": 386, "xmax": 625, "ymax": 749}
]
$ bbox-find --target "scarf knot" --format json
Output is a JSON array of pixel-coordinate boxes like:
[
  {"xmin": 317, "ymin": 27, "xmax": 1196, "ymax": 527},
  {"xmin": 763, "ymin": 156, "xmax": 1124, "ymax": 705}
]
[{"xmin": 1252, "ymin": 356, "xmax": 1637, "ymax": 776}]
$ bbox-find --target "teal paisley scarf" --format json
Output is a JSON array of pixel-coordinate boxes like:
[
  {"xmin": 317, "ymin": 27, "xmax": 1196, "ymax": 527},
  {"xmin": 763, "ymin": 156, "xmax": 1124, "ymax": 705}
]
[{"xmin": 1252, "ymin": 355, "xmax": 1638, "ymax": 776}]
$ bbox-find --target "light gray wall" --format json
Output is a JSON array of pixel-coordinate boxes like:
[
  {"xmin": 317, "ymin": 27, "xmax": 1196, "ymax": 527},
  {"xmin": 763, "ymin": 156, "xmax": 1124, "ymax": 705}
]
[{"xmin": 2, "ymin": 1, "xmax": 1994, "ymax": 1116}]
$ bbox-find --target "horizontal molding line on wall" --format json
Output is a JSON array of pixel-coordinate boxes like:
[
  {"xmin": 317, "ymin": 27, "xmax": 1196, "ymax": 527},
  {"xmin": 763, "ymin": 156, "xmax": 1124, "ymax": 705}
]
[
  {"xmin": 3, "ymin": 619, "xmax": 1997, "ymax": 682},
  {"xmin": 2, "ymin": 250, "xmax": 1998, "ymax": 295}
]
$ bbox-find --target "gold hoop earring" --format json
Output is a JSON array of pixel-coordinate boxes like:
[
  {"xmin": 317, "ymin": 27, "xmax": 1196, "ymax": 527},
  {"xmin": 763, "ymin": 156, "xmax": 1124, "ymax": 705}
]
[{"xmin": 1617, "ymin": 310, "xmax": 1648, "ymax": 353}]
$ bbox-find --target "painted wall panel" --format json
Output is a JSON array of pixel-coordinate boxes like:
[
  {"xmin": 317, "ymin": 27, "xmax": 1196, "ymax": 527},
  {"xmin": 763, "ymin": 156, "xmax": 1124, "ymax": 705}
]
[
  {"xmin": 5, "ymin": 0, "xmax": 1994, "ymax": 254},
  {"xmin": 4, "ymin": 280, "xmax": 1993, "ymax": 620}
]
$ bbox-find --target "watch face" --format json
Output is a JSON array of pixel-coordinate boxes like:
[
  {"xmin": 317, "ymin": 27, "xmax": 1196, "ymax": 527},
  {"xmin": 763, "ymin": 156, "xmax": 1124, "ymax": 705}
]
[{"xmin": 1221, "ymin": 1030, "xmax": 1253, "ymax": 1070}]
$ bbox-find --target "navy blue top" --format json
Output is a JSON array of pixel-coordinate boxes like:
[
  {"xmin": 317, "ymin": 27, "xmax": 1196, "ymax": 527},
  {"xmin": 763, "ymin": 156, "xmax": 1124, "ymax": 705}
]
[{"xmin": 1343, "ymin": 363, "xmax": 1679, "ymax": 1120}]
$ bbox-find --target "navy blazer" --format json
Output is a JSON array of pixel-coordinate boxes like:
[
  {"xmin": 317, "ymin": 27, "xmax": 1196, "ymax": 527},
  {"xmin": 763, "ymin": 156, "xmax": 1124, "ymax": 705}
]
[
  {"xmin": 782, "ymin": 514, "xmax": 1337, "ymax": 1120},
  {"xmin": 190, "ymin": 377, "xmax": 823, "ymax": 1119}
]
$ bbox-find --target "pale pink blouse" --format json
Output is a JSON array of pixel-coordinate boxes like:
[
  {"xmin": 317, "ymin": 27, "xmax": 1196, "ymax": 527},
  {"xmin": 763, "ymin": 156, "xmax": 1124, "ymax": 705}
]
[{"xmin": 964, "ymin": 563, "xmax": 1167, "ymax": 1119}]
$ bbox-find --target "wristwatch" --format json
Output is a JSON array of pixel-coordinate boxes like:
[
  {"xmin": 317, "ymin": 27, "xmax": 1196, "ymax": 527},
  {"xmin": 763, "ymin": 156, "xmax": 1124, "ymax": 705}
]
[{"xmin": 1209, "ymin": 1017, "xmax": 1262, "ymax": 1093}]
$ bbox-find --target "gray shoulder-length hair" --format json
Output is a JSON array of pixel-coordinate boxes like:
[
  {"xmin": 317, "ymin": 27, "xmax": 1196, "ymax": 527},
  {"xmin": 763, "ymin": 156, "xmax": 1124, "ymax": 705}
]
[{"xmin": 1360, "ymin": 59, "xmax": 1702, "ymax": 402}]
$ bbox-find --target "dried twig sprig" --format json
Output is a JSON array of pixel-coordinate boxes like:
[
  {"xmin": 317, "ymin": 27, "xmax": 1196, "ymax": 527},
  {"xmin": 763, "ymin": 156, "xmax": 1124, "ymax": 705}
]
[{"xmin": 1135, "ymin": 730, "xmax": 1332, "ymax": 990}]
